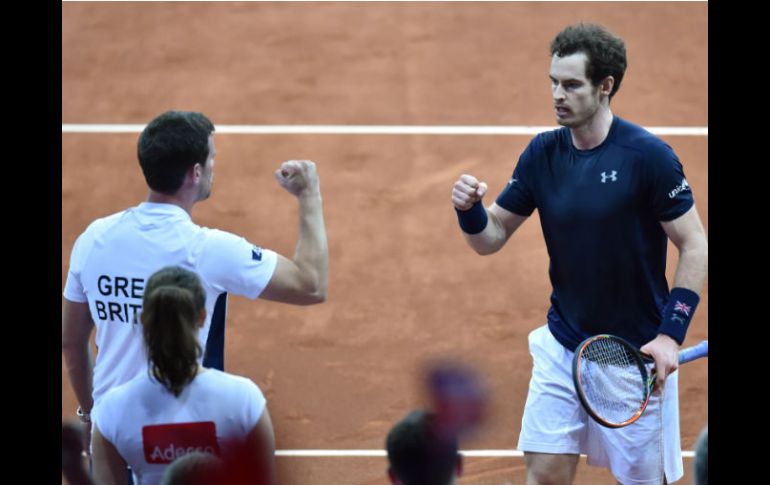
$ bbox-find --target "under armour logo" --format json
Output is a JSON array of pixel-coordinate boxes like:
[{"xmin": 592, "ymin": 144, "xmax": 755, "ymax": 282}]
[
  {"xmin": 600, "ymin": 171, "xmax": 618, "ymax": 183},
  {"xmin": 670, "ymin": 314, "xmax": 686, "ymax": 326}
]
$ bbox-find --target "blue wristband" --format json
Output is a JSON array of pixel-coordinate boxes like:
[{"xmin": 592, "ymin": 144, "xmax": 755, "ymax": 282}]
[
  {"xmin": 659, "ymin": 287, "xmax": 700, "ymax": 345},
  {"xmin": 456, "ymin": 202, "xmax": 488, "ymax": 234}
]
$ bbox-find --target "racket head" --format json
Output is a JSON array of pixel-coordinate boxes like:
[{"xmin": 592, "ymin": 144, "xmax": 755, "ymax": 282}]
[{"xmin": 572, "ymin": 335, "xmax": 653, "ymax": 428}]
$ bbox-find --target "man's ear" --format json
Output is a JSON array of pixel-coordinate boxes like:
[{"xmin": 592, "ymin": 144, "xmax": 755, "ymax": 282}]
[
  {"xmin": 184, "ymin": 163, "xmax": 201, "ymax": 186},
  {"xmin": 600, "ymin": 76, "xmax": 615, "ymax": 97}
]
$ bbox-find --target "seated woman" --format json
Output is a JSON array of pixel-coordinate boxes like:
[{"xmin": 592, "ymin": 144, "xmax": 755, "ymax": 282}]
[{"xmin": 91, "ymin": 266, "xmax": 276, "ymax": 485}]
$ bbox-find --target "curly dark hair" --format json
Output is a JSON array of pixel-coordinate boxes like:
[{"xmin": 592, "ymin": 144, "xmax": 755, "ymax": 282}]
[{"xmin": 550, "ymin": 23, "xmax": 627, "ymax": 99}]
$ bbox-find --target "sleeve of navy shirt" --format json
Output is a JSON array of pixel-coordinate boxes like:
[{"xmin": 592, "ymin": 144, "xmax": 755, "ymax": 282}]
[
  {"xmin": 495, "ymin": 136, "xmax": 539, "ymax": 216},
  {"xmin": 643, "ymin": 138, "xmax": 695, "ymax": 221}
]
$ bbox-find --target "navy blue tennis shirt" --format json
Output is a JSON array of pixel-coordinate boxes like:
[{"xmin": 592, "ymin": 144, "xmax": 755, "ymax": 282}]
[{"xmin": 496, "ymin": 116, "xmax": 694, "ymax": 351}]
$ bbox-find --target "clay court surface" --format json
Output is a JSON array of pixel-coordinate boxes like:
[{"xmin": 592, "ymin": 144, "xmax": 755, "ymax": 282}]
[{"xmin": 62, "ymin": 3, "xmax": 707, "ymax": 484}]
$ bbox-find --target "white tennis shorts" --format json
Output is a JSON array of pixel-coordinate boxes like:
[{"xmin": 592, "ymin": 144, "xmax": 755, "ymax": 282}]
[{"xmin": 517, "ymin": 325, "xmax": 684, "ymax": 485}]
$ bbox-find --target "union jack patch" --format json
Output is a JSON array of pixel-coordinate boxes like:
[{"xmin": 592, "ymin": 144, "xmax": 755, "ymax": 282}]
[{"xmin": 673, "ymin": 301, "xmax": 691, "ymax": 316}]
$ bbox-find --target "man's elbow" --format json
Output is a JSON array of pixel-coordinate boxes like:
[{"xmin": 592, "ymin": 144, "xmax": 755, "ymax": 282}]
[
  {"xmin": 469, "ymin": 240, "xmax": 502, "ymax": 256},
  {"xmin": 293, "ymin": 292, "xmax": 326, "ymax": 305},
  {"xmin": 298, "ymin": 279, "xmax": 327, "ymax": 305},
  {"xmin": 474, "ymin": 245, "xmax": 499, "ymax": 256},
  {"xmin": 465, "ymin": 233, "xmax": 503, "ymax": 256},
  {"xmin": 307, "ymin": 283, "xmax": 328, "ymax": 304},
  {"xmin": 306, "ymin": 291, "xmax": 327, "ymax": 305}
]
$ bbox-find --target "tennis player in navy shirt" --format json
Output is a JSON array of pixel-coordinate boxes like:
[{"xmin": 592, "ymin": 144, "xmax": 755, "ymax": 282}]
[{"xmin": 452, "ymin": 23, "xmax": 707, "ymax": 485}]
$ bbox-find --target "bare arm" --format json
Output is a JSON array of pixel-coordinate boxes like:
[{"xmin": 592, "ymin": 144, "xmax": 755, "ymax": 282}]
[
  {"xmin": 452, "ymin": 174, "xmax": 528, "ymax": 255},
  {"xmin": 259, "ymin": 160, "xmax": 329, "ymax": 305},
  {"xmin": 641, "ymin": 205, "xmax": 708, "ymax": 388},
  {"xmin": 92, "ymin": 425, "xmax": 129, "ymax": 485},
  {"xmin": 661, "ymin": 204, "xmax": 709, "ymax": 293},
  {"xmin": 62, "ymin": 299, "xmax": 95, "ymax": 448},
  {"xmin": 237, "ymin": 408, "xmax": 277, "ymax": 485}
]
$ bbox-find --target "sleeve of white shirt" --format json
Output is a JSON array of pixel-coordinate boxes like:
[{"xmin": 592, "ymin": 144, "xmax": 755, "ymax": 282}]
[
  {"xmin": 63, "ymin": 232, "xmax": 88, "ymax": 303},
  {"xmin": 242, "ymin": 378, "xmax": 267, "ymax": 431},
  {"xmin": 196, "ymin": 229, "xmax": 278, "ymax": 300}
]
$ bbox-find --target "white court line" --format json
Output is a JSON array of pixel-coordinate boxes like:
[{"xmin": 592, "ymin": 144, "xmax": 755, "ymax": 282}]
[
  {"xmin": 62, "ymin": 1, "xmax": 710, "ymax": 3},
  {"xmin": 80, "ymin": 449, "xmax": 697, "ymax": 459},
  {"xmin": 275, "ymin": 449, "xmax": 696, "ymax": 458},
  {"xmin": 61, "ymin": 124, "xmax": 708, "ymax": 136}
]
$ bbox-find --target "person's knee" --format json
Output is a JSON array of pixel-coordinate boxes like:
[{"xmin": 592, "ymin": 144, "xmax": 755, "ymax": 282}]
[
  {"xmin": 525, "ymin": 454, "xmax": 577, "ymax": 485},
  {"xmin": 527, "ymin": 469, "xmax": 573, "ymax": 485}
]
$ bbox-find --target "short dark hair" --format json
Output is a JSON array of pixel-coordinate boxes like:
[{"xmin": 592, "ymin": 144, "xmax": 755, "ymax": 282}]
[
  {"xmin": 386, "ymin": 410, "xmax": 459, "ymax": 485},
  {"xmin": 160, "ymin": 451, "xmax": 224, "ymax": 485},
  {"xmin": 550, "ymin": 23, "xmax": 627, "ymax": 99},
  {"xmin": 138, "ymin": 111, "xmax": 215, "ymax": 194}
]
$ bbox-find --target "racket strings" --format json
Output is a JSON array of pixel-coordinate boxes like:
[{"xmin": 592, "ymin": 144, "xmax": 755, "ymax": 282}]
[{"xmin": 579, "ymin": 339, "xmax": 648, "ymax": 425}]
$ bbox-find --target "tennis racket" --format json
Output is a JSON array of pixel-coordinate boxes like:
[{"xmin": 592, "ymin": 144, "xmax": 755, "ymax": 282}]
[{"xmin": 572, "ymin": 335, "xmax": 708, "ymax": 428}]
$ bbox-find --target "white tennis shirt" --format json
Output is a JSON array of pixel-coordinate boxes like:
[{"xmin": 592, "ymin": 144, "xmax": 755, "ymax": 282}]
[
  {"xmin": 64, "ymin": 202, "xmax": 277, "ymax": 404},
  {"xmin": 92, "ymin": 368, "xmax": 266, "ymax": 485}
]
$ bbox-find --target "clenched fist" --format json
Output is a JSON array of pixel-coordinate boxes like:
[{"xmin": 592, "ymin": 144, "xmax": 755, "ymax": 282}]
[
  {"xmin": 452, "ymin": 174, "xmax": 488, "ymax": 210},
  {"xmin": 275, "ymin": 160, "xmax": 321, "ymax": 198}
]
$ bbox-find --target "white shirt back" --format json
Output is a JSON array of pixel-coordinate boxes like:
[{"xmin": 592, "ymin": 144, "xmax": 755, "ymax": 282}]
[
  {"xmin": 64, "ymin": 202, "xmax": 277, "ymax": 404},
  {"xmin": 92, "ymin": 368, "xmax": 266, "ymax": 485}
]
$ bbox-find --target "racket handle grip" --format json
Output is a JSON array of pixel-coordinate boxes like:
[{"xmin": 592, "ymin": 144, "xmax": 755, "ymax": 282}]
[{"xmin": 679, "ymin": 340, "xmax": 708, "ymax": 364}]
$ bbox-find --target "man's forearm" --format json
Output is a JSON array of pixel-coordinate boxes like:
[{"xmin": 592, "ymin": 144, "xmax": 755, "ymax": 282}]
[
  {"xmin": 294, "ymin": 194, "xmax": 329, "ymax": 300},
  {"xmin": 464, "ymin": 208, "xmax": 508, "ymax": 255},
  {"xmin": 657, "ymin": 241, "xmax": 708, "ymax": 345},
  {"xmin": 672, "ymin": 243, "xmax": 708, "ymax": 294},
  {"xmin": 63, "ymin": 343, "xmax": 94, "ymax": 412}
]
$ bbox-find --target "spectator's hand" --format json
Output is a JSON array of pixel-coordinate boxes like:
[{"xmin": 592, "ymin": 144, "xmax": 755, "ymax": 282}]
[
  {"xmin": 640, "ymin": 334, "xmax": 680, "ymax": 392},
  {"xmin": 275, "ymin": 160, "xmax": 320, "ymax": 198},
  {"xmin": 452, "ymin": 174, "xmax": 487, "ymax": 211},
  {"xmin": 63, "ymin": 421, "xmax": 93, "ymax": 485},
  {"xmin": 62, "ymin": 421, "xmax": 83, "ymax": 470},
  {"xmin": 82, "ymin": 421, "xmax": 92, "ymax": 458}
]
